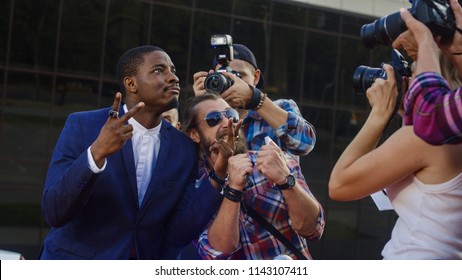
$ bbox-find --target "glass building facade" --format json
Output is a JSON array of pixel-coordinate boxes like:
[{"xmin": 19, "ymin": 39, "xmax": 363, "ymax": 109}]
[{"xmin": 0, "ymin": 0, "xmax": 402, "ymax": 259}]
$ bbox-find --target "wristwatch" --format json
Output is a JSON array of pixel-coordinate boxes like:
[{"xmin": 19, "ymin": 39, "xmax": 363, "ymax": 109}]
[{"xmin": 275, "ymin": 174, "xmax": 296, "ymax": 190}]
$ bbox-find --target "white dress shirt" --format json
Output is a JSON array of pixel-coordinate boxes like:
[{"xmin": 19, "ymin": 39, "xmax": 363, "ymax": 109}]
[
  {"xmin": 87, "ymin": 105, "xmax": 161, "ymax": 205},
  {"xmin": 126, "ymin": 105, "xmax": 161, "ymax": 205}
]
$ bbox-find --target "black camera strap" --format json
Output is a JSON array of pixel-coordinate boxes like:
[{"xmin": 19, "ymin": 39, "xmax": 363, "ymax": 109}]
[{"xmin": 241, "ymin": 201, "xmax": 308, "ymax": 260}]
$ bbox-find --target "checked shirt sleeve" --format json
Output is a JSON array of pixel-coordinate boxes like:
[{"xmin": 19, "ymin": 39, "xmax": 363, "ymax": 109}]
[
  {"xmin": 273, "ymin": 99, "xmax": 316, "ymax": 155},
  {"xmin": 285, "ymin": 155, "xmax": 325, "ymax": 241},
  {"xmin": 404, "ymin": 72, "xmax": 462, "ymax": 145},
  {"xmin": 196, "ymin": 228, "xmax": 241, "ymax": 260}
]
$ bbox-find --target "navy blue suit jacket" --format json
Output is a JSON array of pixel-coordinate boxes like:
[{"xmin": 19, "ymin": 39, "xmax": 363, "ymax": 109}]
[{"xmin": 40, "ymin": 106, "xmax": 222, "ymax": 259}]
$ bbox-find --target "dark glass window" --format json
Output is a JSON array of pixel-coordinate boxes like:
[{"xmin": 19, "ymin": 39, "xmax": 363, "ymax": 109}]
[
  {"xmin": 104, "ymin": 1, "xmax": 151, "ymax": 79},
  {"xmin": 196, "ymin": 0, "xmax": 232, "ymax": 13},
  {"xmin": 58, "ymin": 0, "xmax": 105, "ymax": 75},
  {"xmin": 302, "ymin": 32, "xmax": 338, "ymax": 107},
  {"xmin": 306, "ymin": 8, "xmax": 340, "ymax": 32},
  {"xmin": 9, "ymin": 1, "xmax": 59, "ymax": 70},
  {"xmin": 0, "ymin": 0, "xmax": 10, "ymax": 65},
  {"xmin": 266, "ymin": 25, "xmax": 305, "ymax": 99},
  {"xmin": 151, "ymin": 5, "xmax": 192, "ymax": 86},
  {"xmin": 234, "ymin": 0, "xmax": 271, "ymax": 20}
]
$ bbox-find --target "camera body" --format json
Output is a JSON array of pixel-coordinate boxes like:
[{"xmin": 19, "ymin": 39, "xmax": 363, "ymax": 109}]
[
  {"xmin": 361, "ymin": 0, "xmax": 458, "ymax": 48},
  {"xmin": 353, "ymin": 49, "xmax": 412, "ymax": 95},
  {"xmin": 204, "ymin": 34, "xmax": 240, "ymax": 95}
]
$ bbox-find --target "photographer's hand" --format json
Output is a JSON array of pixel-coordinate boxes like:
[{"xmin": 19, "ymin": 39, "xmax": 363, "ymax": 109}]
[
  {"xmin": 220, "ymin": 72, "xmax": 252, "ymax": 109},
  {"xmin": 366, "ymin": 64, "xmax": 398, "ymax": 122},
  {"xmin": 392, "ymin": 31, "xmax": 418, "ymax": 61},
  {"xmin": 399, "ymin": 8, "xmax": 441, "ymax": 75},
  {"xmin": 193, "ymin": 70, "xmax": 213, "ymax": 96}
]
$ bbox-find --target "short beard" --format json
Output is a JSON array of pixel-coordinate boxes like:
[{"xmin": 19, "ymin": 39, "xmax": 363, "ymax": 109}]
[
  {"xmin": 199, "ymin": 129, "xmax": 248, "ymax": 160},
  {"xmin": 169, "ymin": 97, "xmax": 179, "ymax": 110}
]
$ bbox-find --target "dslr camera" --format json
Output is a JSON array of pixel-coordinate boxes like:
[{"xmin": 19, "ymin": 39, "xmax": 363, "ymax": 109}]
[
  {"xmin": 353, "ymin": 49, "xmax": 412, "ymax": 95},
  {"xmin": 204, "ymin": 34, "xmax": 240, "ymax": 95},
  {"xmin": 361, "ymin": 0, "xmax": 459, "ymax": 48}
]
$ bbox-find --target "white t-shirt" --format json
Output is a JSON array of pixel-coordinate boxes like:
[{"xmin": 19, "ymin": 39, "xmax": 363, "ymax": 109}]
[{"xmin": 382, "ymin": 172, "xmax": 462, "ymax": 259}]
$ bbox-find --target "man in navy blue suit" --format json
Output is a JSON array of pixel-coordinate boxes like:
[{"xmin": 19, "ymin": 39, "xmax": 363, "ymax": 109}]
[{"xmin": 39, "ymin": 45, "xmax": 225, "ymax": 259}]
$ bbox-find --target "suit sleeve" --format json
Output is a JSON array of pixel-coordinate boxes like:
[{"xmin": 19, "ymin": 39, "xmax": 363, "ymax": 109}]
[
  {"xmin": 166, "ymin": 174, "xmax": 223, "ymax": 247},
  {"xmin": 42, "ymin": 113, "xmax": 100, "ymax": 227}
]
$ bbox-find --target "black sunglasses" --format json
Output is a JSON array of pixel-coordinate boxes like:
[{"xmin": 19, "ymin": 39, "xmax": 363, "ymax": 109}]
[{"xmin": 201, "ymin": 108, "xmax": 239, "ymax": 127}]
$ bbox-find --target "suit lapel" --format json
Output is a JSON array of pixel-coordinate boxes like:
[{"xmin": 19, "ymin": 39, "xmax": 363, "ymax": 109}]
[
  {"xmin": 138, "ymin": 122, "xmax": 171, "ymax": 213},
  {"xmin": 121, "ymin": 140, "xmax": 139, "ymax": 208},
  {"xmin": 118, "ymin": 105, "xmax": 139, "ymax": 208}
]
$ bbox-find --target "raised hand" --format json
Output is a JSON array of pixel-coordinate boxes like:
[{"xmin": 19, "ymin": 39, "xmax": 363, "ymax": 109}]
[
  {"xmin": 227, "ymin": 153, "xmax": 253, "ymax": 191},
  {"xmin": 209, "ymin": 118, "xmax": 243, "ymax": 176},
  {"xmin": 90, "ymin": 92, "xmax": 144, "ymax": 167},
  {"xmin": 256, "ymin": 139, "xmax": 290, "ymax": 185}
]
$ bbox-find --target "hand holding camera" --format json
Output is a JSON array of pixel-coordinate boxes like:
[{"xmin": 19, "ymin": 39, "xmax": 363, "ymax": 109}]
[
  {"xmin": 353, "ymin": 49, "xmax": 412, "ymax": 96},
  {"xmin": 353, "ymin": 49, "xmax": 411, "ymax": 124},
  {"xmin": 201, "ymin": 34, "xmax": 264, "ymax": 110},
  {"xmin": 193, "ymin": 70, "xmax": 213, "ymax": 96},
  {"xmin": 204, "ymin": 34, "xmax": 241, "ymax": 95},
  {"xmin": 361, "ymin": 0, "xmax": 459, "ymax": 49},
  {"xmin": 365, "ymin": 64, "xmax": 400, "ymax": 119}
]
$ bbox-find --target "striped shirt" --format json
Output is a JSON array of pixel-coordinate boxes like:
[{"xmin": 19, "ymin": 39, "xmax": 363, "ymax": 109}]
[
  {"xmin": 404, "ymin": 72, "xmax": 462, "ymax": 145},
  {"xmin": 196, "ymin": 152, "xmax": 325, "ymax": 260},
  {"xmin": 243, "ymin": 99, "xmax": 316, "ymax": 158}
]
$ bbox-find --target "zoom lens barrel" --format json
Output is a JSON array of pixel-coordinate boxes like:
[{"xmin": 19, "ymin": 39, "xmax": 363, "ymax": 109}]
[{"xmin": 204, "ymin": 72, "xmax": 234, "ymax": 95}]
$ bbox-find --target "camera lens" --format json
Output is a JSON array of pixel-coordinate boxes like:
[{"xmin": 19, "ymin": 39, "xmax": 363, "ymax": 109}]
[
  {"xmin": 204, "ymin": 73, "xmax": 233, "ymax": 95},
  {"xmin": 360, "ymin": 11, "xmax": 407, "ymax": 48},
  {"xmin": 352, "ymin": 66, "xmax": 386, "ymax": 94}
]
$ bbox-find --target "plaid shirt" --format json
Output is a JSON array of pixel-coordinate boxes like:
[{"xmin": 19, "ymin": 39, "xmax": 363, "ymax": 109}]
[
  {"xmin": 243, "ymin": 99, "xmax": 316, "ymax": 159},
  {"xmin": 404, "ymin": 72, "xmax": 462, "ymax": 145},
  {"xmin": 196, "ymin": 152, "xmax": 325, "ymax": 260}
]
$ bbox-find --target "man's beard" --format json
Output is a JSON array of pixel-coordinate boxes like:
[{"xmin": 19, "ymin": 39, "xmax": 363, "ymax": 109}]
[
  {"xmin": 199, "ymin": 129, "xmax": 248, "ymax": 159},
  {"xmin": 168, "ymin": 96, "xmax": 179, "ymax": 110}
]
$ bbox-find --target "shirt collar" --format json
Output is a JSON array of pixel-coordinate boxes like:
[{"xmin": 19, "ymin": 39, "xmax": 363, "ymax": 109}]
[{"xmin": 123, "ymin": 104, "xmax": 161, "ymax": 135}]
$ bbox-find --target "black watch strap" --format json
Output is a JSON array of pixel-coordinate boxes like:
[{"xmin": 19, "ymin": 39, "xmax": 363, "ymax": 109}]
[{"xmin": 275, "ymin": 174, "xmax": 296, "ymax": 190}]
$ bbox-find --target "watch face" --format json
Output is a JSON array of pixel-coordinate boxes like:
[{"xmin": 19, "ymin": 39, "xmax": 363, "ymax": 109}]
[
  {"xmin": 287, "ymin": 174, "xmax": 296, "ymax": 187},
  {"xmin": 277, "ymin": 174, "xmax": 296, "ymax": 190}
]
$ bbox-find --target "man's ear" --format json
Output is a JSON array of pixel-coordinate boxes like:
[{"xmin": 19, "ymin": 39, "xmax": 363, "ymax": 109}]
[
  {"xmin": 253, "ymin": 69, "xmax": 261, "ymax": 87},
  {"xmin": 123, "ymin": 77, "xmax": 137, "ymax": 93},
  {"xmin": 176, "ymin": 122, "xmax": 182, "ymax": 129},
  {"xmin": 187, "ymin": 128, "xmax": 200, "ymax": 143}
]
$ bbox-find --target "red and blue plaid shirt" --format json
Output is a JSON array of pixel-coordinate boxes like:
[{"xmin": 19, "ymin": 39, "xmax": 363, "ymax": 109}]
[
  {"xmin": 404, "ymin": 72, "xmax": 462, "ymax": 145},
  {"xmin": 243, "ymin": 99, "xmax": 316, "ymax": 160},
  {"xmin": 196, "ymin": 152, "xmax": 325, "ymax": 260}
]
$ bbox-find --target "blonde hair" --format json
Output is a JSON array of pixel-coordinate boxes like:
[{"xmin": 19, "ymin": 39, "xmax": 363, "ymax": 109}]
[{"xmin": 440, "ymin": 54, "xmax": 462, "ymax": 89}]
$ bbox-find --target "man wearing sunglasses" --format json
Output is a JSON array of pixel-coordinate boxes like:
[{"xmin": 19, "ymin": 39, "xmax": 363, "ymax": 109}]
[
  {"xmin": 193, "ymin": 43, "xmax": 315, "ymax": 162},
  {"xmin": 182, "ymin": 94, "xmax": 325, "ymax": 260}
]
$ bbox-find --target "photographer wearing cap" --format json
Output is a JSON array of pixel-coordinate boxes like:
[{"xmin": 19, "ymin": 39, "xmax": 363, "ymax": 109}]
[
  {"xmin": 392, "ymin": 0, "xmax": 462, "ymax": 145},
  {"xmin": 193, "ymin": 42, "xmax": 315, "ymax": 160}
]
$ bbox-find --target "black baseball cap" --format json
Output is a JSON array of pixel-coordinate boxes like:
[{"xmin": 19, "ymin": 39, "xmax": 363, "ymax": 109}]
[{"xmin": 212, "ymin": 43, "xmax": 264, "ymax": 89}]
